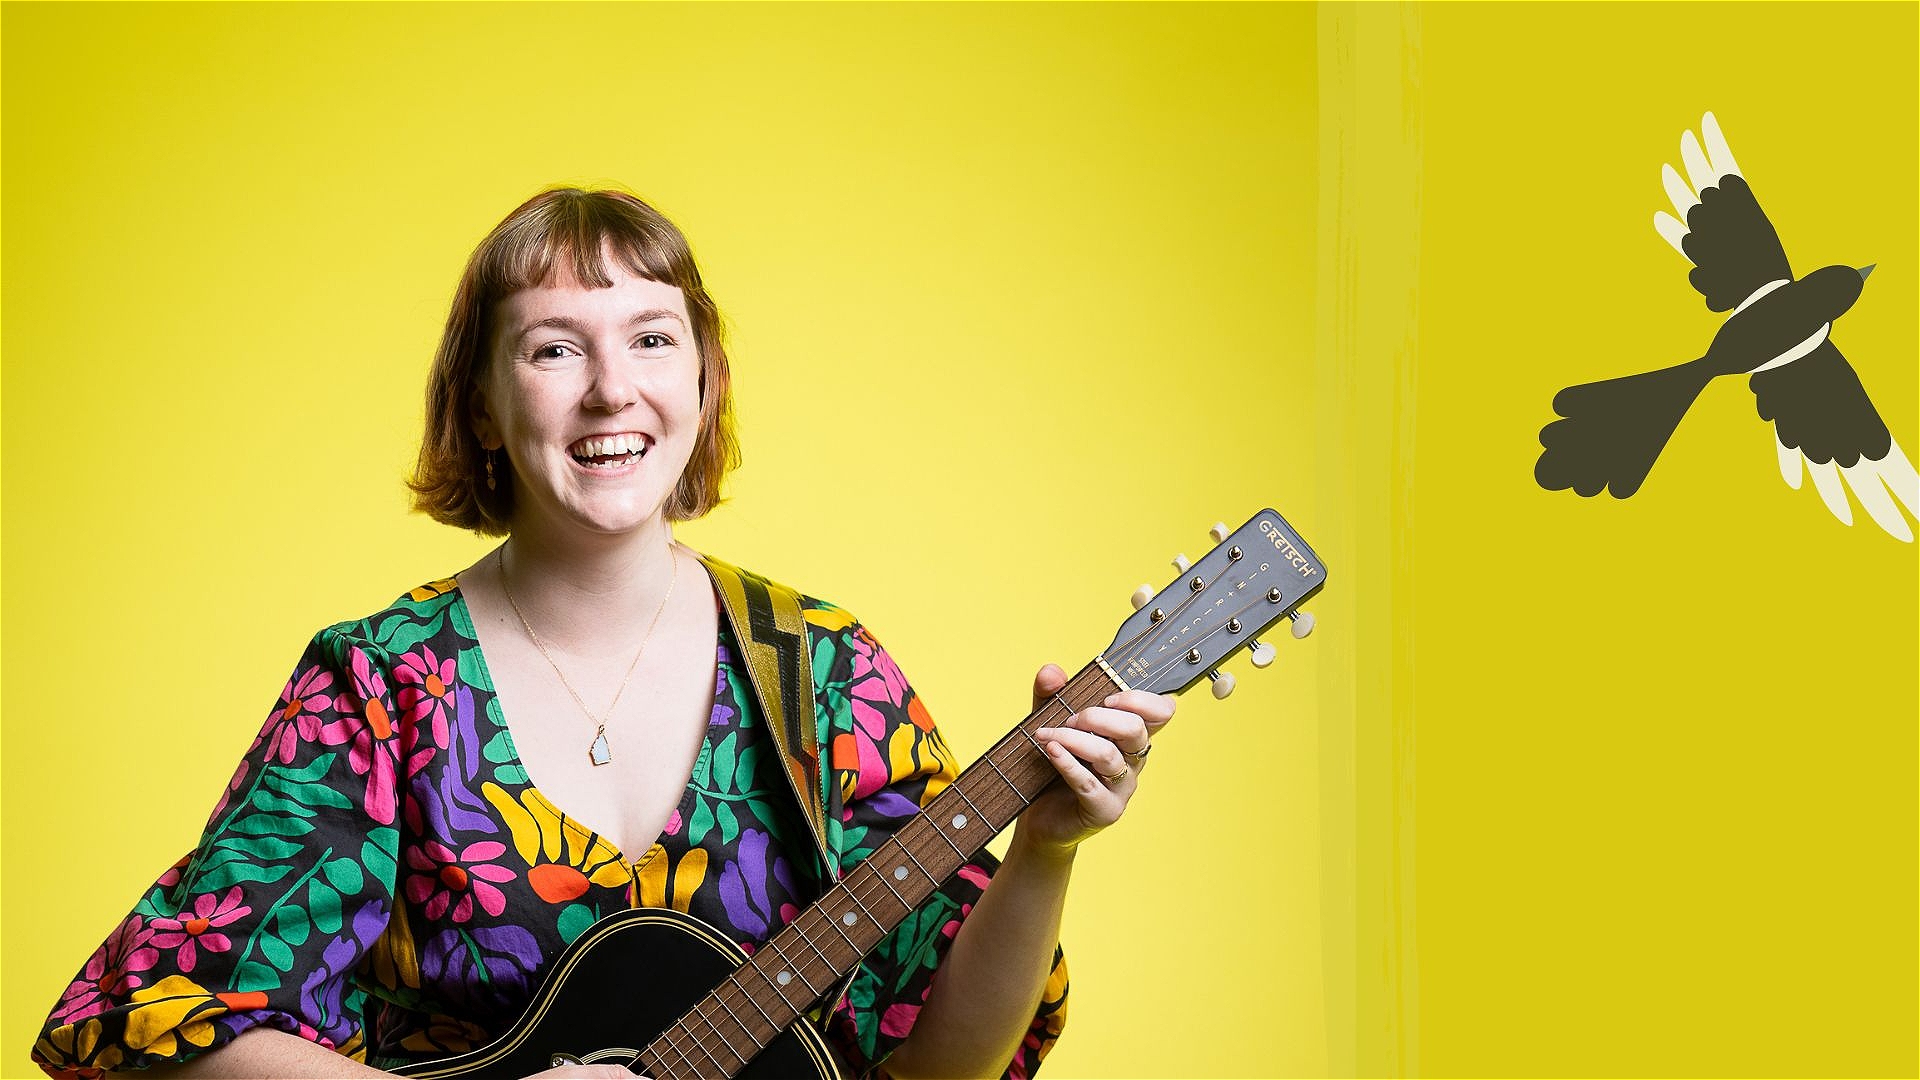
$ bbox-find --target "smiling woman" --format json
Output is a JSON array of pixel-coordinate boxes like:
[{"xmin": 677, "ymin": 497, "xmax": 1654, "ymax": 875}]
[{"xmin": 29, "ymin": 187, "xmax": 1176, "ymax": 1080}]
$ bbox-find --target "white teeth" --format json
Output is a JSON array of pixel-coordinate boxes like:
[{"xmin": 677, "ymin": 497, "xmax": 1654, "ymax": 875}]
[{"xmin": 569, "ymin": 433, "xmax": 648, "ymax": 458}]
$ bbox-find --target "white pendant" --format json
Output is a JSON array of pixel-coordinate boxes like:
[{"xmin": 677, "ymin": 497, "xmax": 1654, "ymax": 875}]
[{"xmin": 588, "ymin": 732, "xmax": 612, "ymax": 766}]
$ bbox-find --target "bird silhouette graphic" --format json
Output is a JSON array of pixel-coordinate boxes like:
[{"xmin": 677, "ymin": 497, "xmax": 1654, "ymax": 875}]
[{"xmin": 1534, "ymin": 112, "xmax": 1919, "ymax": 541}]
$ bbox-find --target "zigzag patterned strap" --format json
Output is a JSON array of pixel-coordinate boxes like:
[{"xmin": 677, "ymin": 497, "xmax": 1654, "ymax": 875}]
[{"xmin": 695, "ymin": 552, "xmax": 836, "ymax": 884}]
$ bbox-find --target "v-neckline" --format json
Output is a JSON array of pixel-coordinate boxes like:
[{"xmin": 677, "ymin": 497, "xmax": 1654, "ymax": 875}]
[{"xmin": 446, "ymin": 578, "xmax": 729, "ymax": 872}]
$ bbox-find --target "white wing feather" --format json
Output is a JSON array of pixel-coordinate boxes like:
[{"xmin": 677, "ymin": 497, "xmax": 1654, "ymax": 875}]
[
  {"xmin": 1804, "ymin": 458, "xmax": 1855, "ymax": 526},
  {"xmin": 1700, "ymin": 112, "xmax": 1743, "ymax": 180}
]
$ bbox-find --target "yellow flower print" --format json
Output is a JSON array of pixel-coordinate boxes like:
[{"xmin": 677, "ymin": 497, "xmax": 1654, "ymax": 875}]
[
  {"xmin": 36, "ymin": 1015, "xmax": 123, "ymax": 1074},
  {"xmin": 635, "ymin": 845, "xmax": 709, "ymax": 911},
  {"xmin": 803, "ymin": 604, "xmax": 856, "ymax": 632},
  {"xmin": 122, "ymin": 975, "xmax": 229, "ymax": 1060},
  {"xmin": 408, "ymin": 579, "xmax": 457, "ymax": 602},
  {"xmin": 482, "ymin": 781, "xmax": 628, "ymax": 902}
]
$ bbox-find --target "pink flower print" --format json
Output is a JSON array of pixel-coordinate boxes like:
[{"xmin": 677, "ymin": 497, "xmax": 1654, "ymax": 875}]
[
  {"xmin": 319, "ymin": 682, "xmax": 400, "ymax": 825},
  {"xmin": 265, "ymin": 664, "xmax": 335, "ymax": 765},
  {"xmin": 51, "ymin": 915, "xmax": 158, "ymax": 1023},
  {"xmin": 880, "ymin": 1001, "xmax": 921, "ymax": 1038},
  {"xmin": 393, "ymin": 647, "xmax": 456, "ymax": 750},
  {"xmin": 405, "ymin": 839, "xmax": 516, "ymax": 923},
  {"xmin": 847, "ymin": 631, "xmax": 909, "ymax": 738},
  {"xmin": 148, "ymin": 887, "xmax": 250, "ymax": 973}
]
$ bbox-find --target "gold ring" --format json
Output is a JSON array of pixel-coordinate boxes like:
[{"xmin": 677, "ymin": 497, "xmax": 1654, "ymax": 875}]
[
  {"xmin": 1098, "ymin": 765, "xmax": 1129, "ymax": 784},
  {"xmin": 1123, "ymin": 744, "xmax": 1152, "ymax": 763}
]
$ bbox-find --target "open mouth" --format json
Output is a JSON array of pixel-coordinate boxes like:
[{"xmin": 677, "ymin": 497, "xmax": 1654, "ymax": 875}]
[{"xmin": 568, "ymin": 433, "xmax": 651, "ymax": 469}]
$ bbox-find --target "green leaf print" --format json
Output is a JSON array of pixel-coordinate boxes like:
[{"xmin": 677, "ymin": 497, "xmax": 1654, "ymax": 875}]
[
  {"xmin": 322, "ymin": 856, "xmax": 364, "ymax": 894},
  {"xmin": 272, "ymin": 903, "xmax": 311, "ymax": 947},
  {"xmin": 309, "ymin": 880, "xmax": 343, "ymax": 935},
  {"xmin": 196, "ymin": 860, "xmax": 295, "ymax": 893},
  {"xmin": 270, "ymin": 752, "xmax": 338, "ymax": 786},
  {"xmin": 268, "ymin": 776, "xmax": 353, "ymax": 810},
  {"xmin": 232, "ymin": 813, "xmax": 316, "ymax": 838},
  {"xmin": 363, "ymin": 828, "xmax": 399, "ymax": 885},
  {"xmin": 374, "ymin": 608, "xmax": 446, "ymax": 654},
  {"xmin": 260, "ymin": 932, "xmax": 295, "ymax": 973},
  {"xmin": 232, "ymin": 960, "xmax": 278, "ymax": 993},
  {"xmin": 716, "ymin": 801, "xmax": 739, "ymax": 844},
  {"xmin": 557, "ymin": 903, "xmax": 598, "ymax": 944},
  {"xmin": 712, "ymin": 732, "xmax": 739, "ymax": 793},
  {"xmin": 688, "ymin": 795, "xmax": 715, "ymax": 844},
  {"xmin": 458, "ymin": 645, "xmax": 495, "ymax": 692}
]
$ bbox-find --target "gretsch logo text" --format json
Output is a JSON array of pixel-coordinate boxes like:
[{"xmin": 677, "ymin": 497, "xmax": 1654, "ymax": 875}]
[{"xmin": 1259, "ymin": 520, "xmax": 1319, "ymax": 579}]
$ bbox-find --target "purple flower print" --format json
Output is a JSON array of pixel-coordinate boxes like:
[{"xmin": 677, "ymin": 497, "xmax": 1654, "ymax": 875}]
[{"xmin": 718, "ymin": 829, "xmax": 797, "ymax": 939}]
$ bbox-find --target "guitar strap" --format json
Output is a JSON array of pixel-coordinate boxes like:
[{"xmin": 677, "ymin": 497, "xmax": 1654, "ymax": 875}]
[
  {"xmin": 696, "ymin": 552, "xmax": 838, "ymax": 884},
  {"xmin": 697, "ymin": 553, "xmax": 862, "ymax": 1033}
]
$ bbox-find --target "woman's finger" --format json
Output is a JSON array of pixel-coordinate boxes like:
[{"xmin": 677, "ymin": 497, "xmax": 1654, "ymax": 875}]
[
  {"xmin": 1102, "ymin": 689, "xmax": 1177, "ymax": 732},
  {"xmin": 1041, "ymin": 738, "xmax": 1127, "ymax": 809},
  {"xmin": 1030, "ymin": 663, "xmax": 1069, "ymax": 712},
  {"xmin": 1048, "ymin": 707, "xmax": 1149, "ymax": 754},
  {"xmin": 1036, "ymin": 725, "xmax": 1132, "ymax": 788}
]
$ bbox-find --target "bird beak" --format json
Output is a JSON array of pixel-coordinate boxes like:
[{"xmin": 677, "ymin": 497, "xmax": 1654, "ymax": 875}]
[{"xmin": 1858, "ymin": 264, "xmax": 1877, "ymax": 281}]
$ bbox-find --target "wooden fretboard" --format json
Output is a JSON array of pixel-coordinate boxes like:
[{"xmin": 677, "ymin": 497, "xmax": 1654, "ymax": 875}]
[{"xmin": 634, "ymin": 659, "xmax": 1123, "ymax": 1080}]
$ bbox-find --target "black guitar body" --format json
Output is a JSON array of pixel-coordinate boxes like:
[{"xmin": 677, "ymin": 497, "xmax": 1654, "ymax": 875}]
[{"xmin": 394, "ymin": 909, "xmax": 843, "ymax": 1080}]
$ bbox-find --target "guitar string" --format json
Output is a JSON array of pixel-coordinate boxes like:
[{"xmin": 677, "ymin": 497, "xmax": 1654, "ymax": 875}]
[
  {"xmin": 646, "ymin": 673, "xmax": 1101, "ymax": 1076},
  {"xmin": 1105, "ymin": 555, "xmax": 1303, "ymax": 682},
  {"xmin": 1130, "ymin": 592, "xmax": 1295, "ymax": 691}
]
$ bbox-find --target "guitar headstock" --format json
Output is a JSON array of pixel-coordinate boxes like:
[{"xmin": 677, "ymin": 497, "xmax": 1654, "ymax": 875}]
[{"xmin": 1101, "ymin": 509, "xmax": 1326, "ymax": 697}]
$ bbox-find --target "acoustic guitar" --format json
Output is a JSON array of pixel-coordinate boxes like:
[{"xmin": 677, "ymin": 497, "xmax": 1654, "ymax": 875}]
[{"xmin": 396, "ymin": 510, "xmax": 1326, "ymax": 1079}]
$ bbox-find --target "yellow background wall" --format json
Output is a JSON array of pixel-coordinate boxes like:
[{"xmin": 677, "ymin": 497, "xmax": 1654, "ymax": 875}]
[{"xmin": 2, "ymin": 3, "xmax": 1912, "ymax": 1078}]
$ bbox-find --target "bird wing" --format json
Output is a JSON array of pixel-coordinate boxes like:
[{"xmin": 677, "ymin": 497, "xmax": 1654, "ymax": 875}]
[
  {"xmin": 1651, "ymin": 112, "xmax": 1795, "ymax": 312},
  {"xmin": 1755, "ymin": 339, "xmax": 1918, "ymax": 541}
]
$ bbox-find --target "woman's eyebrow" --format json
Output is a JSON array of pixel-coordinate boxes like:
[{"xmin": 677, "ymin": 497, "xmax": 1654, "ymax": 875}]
[{"xmin": 512, "ymin": 309, "xmax": 687, "ymax": 343}]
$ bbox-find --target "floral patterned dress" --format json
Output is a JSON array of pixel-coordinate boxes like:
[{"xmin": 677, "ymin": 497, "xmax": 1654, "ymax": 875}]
[{"xmin": 31, "ymin": 574, "xmax": 1068, "ymax": 1079}]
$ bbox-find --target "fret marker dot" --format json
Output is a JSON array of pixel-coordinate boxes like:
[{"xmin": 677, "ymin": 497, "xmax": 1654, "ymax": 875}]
[
  {"xmin": 893, "ymin": 866, "xmax": 908, "ymax": 881},
  {"xmin": 777, "ymin": 971, "xmax": 792, "ymax": 986},
  {"xmin": 952, "ymin": 813, "xmax": 968, "ymax": 829},
  {"xmin": 842, "ymin": 912, "xmax": 858, "ymax": 926}
]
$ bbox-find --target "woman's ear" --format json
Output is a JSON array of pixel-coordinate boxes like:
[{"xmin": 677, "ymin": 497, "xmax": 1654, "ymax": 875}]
[{"xmin": 469, "ymin": 387, "xmax": 502, "ymax": 451}]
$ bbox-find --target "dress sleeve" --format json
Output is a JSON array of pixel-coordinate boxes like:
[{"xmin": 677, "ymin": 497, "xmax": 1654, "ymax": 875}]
[
  {"xmin": 806, "ymin": 605, "xmax": 1069, "ymax": 1080},
  {"xmin": 31, "ymin": 627, "xmax": 404, "ymax": 1079}
]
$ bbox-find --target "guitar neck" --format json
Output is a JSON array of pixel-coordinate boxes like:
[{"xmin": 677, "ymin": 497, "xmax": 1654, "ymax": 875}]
[{"xmin": 636, "ymin": 658, "xmax": 1125, "ymax": 1080}]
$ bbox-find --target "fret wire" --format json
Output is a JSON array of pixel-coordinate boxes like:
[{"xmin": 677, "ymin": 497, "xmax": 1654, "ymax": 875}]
[
  {"xmin": 895, "ymin": 837, "xmax": 937, "ymax": 887},
  {"xmin": 666, "ymin": 1022, "xmax": 702, "ymax": 1080},
  {"xmin": 848, "ymin": 870, "xmax": 908, "ymax": 932},
  {"xmin": 842, "ymin": 875, "xmax": 881, "ymax": 932},
  {"xmin": 675, "ymin": 1016, "xmax": 729, "ymax": 1078},
  {"xmin": 925, "ymin": 813, "xmax": 970, "ymax": 862},
  {"xmin": 978, "ymin": 747, "xmax": 1024, "ymax": 802},
  {"xmin": 820, "ymin": 896, "xmax": 862, "ymax": 951},
  {"xmin": 705, "ymin": 991, "xmax": 765, "ymax": 1057},
  {"xmin": 632, "ymin": 1047, "xmax": 672, "ymax": 1080},
  {"xmin": 871, "ymin": 846, "xmax": 912, "ymax": 907},
  {"xmin": 725, "ymin": 967, "xmax": 779, "ymax": 1032},
  {"xmin": 946, "ymin": 781, "xmax": 992, "ymax": 832},
  {"xmin": 791, "ymin": 909, "xmax": 839, "ymax": 973},
  {"xmin": 766, "ymin": 935, "xmax": 823, "ymax": 998}
]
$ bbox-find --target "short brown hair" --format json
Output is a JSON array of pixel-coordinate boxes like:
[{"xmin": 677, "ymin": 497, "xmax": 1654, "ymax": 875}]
[{"xmin": 408, "ymin": 186, "xmax": 740, "ymax": 535}]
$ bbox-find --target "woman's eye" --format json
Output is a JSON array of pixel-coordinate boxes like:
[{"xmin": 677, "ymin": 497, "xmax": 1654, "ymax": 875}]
[
  {"xmin": 638, "ymin": 333, "xmax": 673, "ymax": 350},
  {"xmin": 532, "ymin": 344, "xmax": 572, "ymax": 361}
]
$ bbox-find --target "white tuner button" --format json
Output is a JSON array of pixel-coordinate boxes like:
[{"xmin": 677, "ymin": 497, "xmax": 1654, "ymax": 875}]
[
  {"xmin": 1209, "ymin": 522, "xmax": 1230, "ymax": 543},
  {"xmin": 1290, "ymin": 610, "xmax": 1315, "ymax": 639},
  {"xmin": 1173, "ymin": 553, "xmax": 1191, "ymax": 572},
  {"xmin": 1131, "ymin": 584, "xmax": 1154, "ymax": 610},
  {"xmin": 1207, "ymin": 669, "xmax": 1236, "ymax": 699},
  {"xmin": 1248, "ymin": 639, "xmax": 1277, "ymax": 668}
]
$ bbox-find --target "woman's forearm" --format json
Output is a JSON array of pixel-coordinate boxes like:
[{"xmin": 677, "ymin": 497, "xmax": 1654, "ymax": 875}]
[
  {"xmin": 113, "ymin": 1026, "xmax": 399, "ymax": 1079},
  {"xmin": 883, "ymin": 829, "xmax": 1075, "ymax": 1080}
]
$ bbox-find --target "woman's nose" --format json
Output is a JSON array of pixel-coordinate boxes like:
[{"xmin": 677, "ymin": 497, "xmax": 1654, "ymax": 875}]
[{"xmin": 581, "ymin": 354, "xmax": 639, "ymax": 412}]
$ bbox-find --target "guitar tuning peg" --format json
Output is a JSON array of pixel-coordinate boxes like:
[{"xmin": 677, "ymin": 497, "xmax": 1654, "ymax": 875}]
[
  {"xmin": 1289, "ymin": 610, "xmax": 1314, "ymax": 639},
  {"xmin": 1248, "ymin": 639, "xmax": 1276, "ymax": 668},
  {"xmin": 1207, "ymin": 669, "xmax": 1236, "ymax": 699},
  {"xmin": 1209, "ymin": 522, "xmax": 1230, "ymax": 543},
  {"xmin": 1173, "ymin": 553, "xmax": 1191, "ymax": 572},
  {"xmin": 1130, "ymin": 584, "xmax": 1154, "ymax": 610}
]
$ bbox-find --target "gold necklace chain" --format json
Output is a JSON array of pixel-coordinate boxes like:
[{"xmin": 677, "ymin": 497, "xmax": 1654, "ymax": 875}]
[{"xmin": 496, "ymin": 542, "xmax": 679, "ymax": 767}]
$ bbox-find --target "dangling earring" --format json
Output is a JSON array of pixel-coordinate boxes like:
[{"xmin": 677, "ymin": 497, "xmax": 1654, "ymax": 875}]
[{"xmin": 485, "ymin": 450, "xmax": 497, "ymax": 491}]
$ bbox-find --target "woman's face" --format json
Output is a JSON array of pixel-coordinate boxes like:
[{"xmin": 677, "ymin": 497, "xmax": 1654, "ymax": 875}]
[{"xmin": 473, "ymin": 251, "xmax": 702, "ymax": 540}]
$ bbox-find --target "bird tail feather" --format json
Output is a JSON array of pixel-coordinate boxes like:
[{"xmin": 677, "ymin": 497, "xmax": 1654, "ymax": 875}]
[{"xmin": 1535, "ymin": 359, "xmax": 1716, "ymax": 498}]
